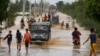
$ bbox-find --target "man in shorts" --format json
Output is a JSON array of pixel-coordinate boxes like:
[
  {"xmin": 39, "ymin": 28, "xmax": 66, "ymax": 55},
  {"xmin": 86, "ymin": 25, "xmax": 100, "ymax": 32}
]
[
  {"xmin": 16, "ymin": 30, "xmax": 22, "ymax": 52},
  {"xmin": 23, "ymin": 29, "xmax": 31, "ymax": 54},
  {"xmin": 83, "ymin": 28, "xmax": 97, "ymax": 56},
  {"xmin": 3, "ymin": 30, "xmax": 12, "ymax": 52}
]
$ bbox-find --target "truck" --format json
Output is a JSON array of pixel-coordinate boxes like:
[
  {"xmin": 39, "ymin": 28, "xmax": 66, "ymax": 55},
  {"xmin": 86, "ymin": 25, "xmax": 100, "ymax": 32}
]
[
  {"xmin": 29, "ymin": 22, "xmax": 51, "ymax": 44},
  {"xmin": 52, "ymin": 15, "xmax": 59, "ymax": 24}
]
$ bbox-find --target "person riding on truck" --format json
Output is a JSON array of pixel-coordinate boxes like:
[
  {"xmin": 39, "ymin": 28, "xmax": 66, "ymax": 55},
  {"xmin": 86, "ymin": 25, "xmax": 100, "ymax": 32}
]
[{"xmin": 43, "ymin": 14, "xmax": 48, "ymax": 21}]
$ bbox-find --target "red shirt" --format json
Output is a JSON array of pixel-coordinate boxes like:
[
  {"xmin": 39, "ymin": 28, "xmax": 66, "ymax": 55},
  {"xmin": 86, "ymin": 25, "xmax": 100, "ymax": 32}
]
[
  {"xmin": 44, "ymin": 15, "xmax": 48, "ymax": 20},
  {"xmin": 77, "ymin": 31, "xmax": 81, "ymax": 40},
  {"xmin": 24, "ymin": 32, "xmax": 31, "ymax": 42}
]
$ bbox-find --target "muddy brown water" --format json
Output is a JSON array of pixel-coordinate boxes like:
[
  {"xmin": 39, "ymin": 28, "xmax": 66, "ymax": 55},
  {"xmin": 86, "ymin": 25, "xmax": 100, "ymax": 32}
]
[
  {"xmin": 97, "ymin": 39, "xmax": 100, "ymax": 50},
  {"xmin": 30, "ymin": 38, "xmax": 70, "ymax": 48}
]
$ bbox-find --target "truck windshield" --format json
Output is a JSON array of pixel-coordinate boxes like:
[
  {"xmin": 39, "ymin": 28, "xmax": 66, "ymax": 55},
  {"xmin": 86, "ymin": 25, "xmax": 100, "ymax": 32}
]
[{"xmin": 30, "ymin": 25, "xmax": 49, "ymax": 31}]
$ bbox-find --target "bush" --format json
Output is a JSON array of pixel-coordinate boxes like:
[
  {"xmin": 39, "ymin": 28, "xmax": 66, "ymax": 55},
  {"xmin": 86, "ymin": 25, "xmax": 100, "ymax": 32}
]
[{"xmin": 77, "ymin": 18, "xmax": 100, "ymax": 38}]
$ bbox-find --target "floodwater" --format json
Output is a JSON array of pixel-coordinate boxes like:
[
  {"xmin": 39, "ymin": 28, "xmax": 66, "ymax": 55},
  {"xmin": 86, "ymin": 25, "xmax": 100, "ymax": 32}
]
[{"xmin": 0, "ymin": 12, "xmax": 100, "ymax": 56}]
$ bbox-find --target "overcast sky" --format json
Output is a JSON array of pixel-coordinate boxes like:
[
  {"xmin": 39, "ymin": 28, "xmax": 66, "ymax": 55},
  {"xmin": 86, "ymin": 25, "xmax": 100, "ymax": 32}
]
[
  {"xmin": 12, "ymin": 0, "xmax": 75, "ymax": 5},
  {"xmin": 41, "ymin": 0, "xmax": 75, "ymax": 4}
]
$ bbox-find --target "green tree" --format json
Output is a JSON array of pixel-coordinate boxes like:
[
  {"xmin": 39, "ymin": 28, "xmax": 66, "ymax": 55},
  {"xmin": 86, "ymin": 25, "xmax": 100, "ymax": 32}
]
[
  {"xmin": 85, "ymin": 0, "xmax": 100, "ymax": 21},
  {"xmin": 0, "ymin": 0, "xmax": 9, "ymax": 22},
  {"xmin": 56, "ymin": 0, "xmax": 100, "ymax": 37},
  {"xmin": 56, "ymin": 1, "xmax": 64, "ymax": 12}
]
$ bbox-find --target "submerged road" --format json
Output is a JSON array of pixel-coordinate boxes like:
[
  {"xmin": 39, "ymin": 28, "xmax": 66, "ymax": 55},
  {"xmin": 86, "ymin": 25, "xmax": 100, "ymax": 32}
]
[{"xmin": 0, "ymin": 12, "xmax": 100, "ymax": 56}]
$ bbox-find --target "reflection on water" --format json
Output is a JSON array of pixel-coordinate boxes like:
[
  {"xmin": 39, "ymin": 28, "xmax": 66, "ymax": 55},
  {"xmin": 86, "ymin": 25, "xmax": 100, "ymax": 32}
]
[
  {"xmin": 17, "ymin": 52, "xmax": 21, "ymax": 56},
  {"xmin": 5, "ymin": 51, "xmax": 29, "ymax": 56},
  {"xmin": 73, "ymin": 45, "xmax": 80, "ymax": 49},
  {"xmin": 72, "ymin": 45, "xmax": 81, "ymax": 56},
  {"xmin": 8, "ymin": 53, "xmax": 11, "ymax": 56},
  {"xmin": 25, "ymin": 53, "xmax": 28, "ymax": 56}
]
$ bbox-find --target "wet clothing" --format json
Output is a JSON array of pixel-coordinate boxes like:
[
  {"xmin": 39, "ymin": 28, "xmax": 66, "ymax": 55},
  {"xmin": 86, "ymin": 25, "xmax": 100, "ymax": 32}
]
[
  {"xmin": 4, "ymin": 34, "xmax": 12, "ymax": 45},
  {"xmin": 17, "ymin": 40, "xmax": 21, "ymax": 43},
  {"xmin": 72, "ymin": 30, "xmax": 81, "ymax": 40},
  {"xmin": 24, "ymin": 32, "xmax": 31, "ymax": 43},
  {"xmin": 61, "ymin": 22, "xmax": 64, "ymax": 27},
  {"xmin": 7, "ymin": 40, "xmax": 12, "ymax": 45},
  {"xmin": 90, "ymin": 33, "xmax": 96, "ymax": 44},
  {"xmin": 48, "ymin": 14, "xmax": 51, "ymax": 19},
  {"xmin": 16, "ymin": 32, "xmax": 22, "ymax": 40},
  {"xmin": 66, "ymin": 23, "xmax": 69, "ymax": 28},
  {"xmin": 16, "ymin": 32, "xmax": 22, "ymax": 43},
  {"xmin": 91, "ymin": 43, "xmax": 96, "ymax": 50},
  {"xmin": 48, "ymin": 14, "xmax": 51, "ymax": 21},
  {"xmin": 25, "ymin": 42, "xmax": 29, "ymax": 47},
  {"xmin": 90, "ymin": 33, "xmax": 96, "ymax": 50},
  {"xmin": 72, "ymin": 31, "xmax": 78, "ymax": 37},
  {"xmin": 20, "ymin": 19, "xmax": 25, "ymax": 27},
  {"xmin": 24, "ymin": 32, "xmax": 31, "ymax": 48},
  {"xmin": 72, "ymin": 30, "xmax": 81, "ymax": 45},
  {"xmin": 44, "ymin": 15, "xmax": 48, "ymax": 21},
  {"xmin": 77, "ymin": 31, "xmax": 81, "ymax": 40}
]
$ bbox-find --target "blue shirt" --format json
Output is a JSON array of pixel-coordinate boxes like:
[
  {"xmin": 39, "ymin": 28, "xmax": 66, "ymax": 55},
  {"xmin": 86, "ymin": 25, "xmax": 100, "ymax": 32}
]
[
  {"xmin": 90, "ymin": 33, "xmax": 96, "ymax": 44},
  {"xmin": 6, "ymin": 34, "xmax": 12, "ymax": 42}
]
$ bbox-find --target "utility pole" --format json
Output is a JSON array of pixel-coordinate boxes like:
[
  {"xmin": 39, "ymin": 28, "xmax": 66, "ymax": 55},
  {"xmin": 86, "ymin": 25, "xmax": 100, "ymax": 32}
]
[
  {"xmin": 29, "ymin": 0, "xmax": 32, "ymax": 19},
  {"xmin": 34, "ymin": 0, "xmax": 36, "ymax": 16},
  {"xmin": 40, "ymin": 0, "xmax": 43, "ymax": 14},
  {"xmin": 6, "ymin": 0, "xmax": 11, "ymax": 28},
  {"xmin": 22, "ymin": 0, "xmax": 26, "ymax": 18},
  {"xmin": 42, "ymin": 0, "xmax": 43, "ymax": 13}
]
